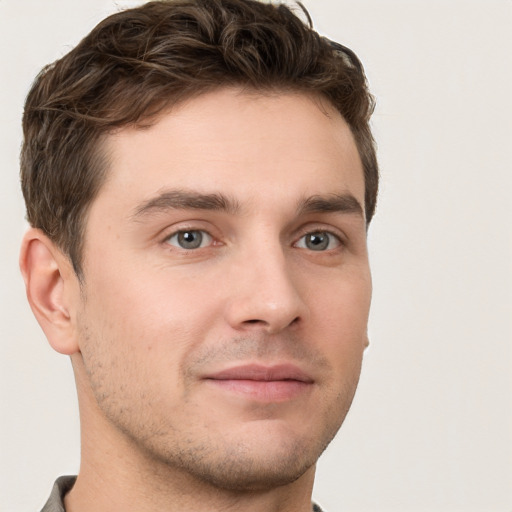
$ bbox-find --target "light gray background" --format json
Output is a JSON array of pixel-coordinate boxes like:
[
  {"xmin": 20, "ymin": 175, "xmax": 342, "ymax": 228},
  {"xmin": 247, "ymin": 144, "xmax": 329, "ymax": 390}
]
[{"xmin": 1, "ymin": 1, "xmax": 511, "ymax": 510}]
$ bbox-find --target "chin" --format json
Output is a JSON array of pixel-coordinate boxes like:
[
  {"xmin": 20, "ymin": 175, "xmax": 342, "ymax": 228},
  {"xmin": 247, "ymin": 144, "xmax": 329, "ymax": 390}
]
[
  {"xmin": 150, "ymin": 423, "xmax": 336, "ymax": 492},
  {"xmin": 180, "ymin": 444, "xmax": 317, "ymax": 492}
]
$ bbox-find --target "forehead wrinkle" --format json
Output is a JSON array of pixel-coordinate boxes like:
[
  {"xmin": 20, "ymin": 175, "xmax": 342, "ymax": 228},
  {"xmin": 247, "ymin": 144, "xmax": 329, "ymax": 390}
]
[{"xmin": 131, "ymin": 189, "xmax": 242, "ymax": 220}]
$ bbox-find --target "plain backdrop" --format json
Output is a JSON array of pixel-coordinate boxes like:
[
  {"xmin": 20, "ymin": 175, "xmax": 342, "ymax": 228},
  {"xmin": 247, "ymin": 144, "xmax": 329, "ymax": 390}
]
[{"xmin": 1, "ymin": 1, "xmax": 511, "ymax": 511}]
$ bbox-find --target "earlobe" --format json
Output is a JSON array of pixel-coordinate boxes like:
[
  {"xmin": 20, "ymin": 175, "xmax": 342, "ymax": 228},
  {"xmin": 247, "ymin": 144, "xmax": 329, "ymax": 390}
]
[{"xmin": 20, "ymin": 228, "xmax": 80, "ymax": 355}]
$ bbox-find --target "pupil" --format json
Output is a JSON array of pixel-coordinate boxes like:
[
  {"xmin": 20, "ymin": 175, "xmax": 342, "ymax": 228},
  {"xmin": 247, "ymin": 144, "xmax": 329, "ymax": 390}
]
[
  {"xmin": 307, "ymin": 233, "xmax": 328, "ymax": 251},
  {"xmin": 179, "ymin": 231, "xmax": 202, "ymax": 249}
]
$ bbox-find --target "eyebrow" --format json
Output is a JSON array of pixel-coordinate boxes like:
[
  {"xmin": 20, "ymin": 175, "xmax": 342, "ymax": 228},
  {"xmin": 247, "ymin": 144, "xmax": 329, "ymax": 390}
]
[
  {"xmin": 132, "ymin": 190, "xmax": 241, "ymax": 219},
  {"xmin": 297, "ymin": 193, "xmax": 364, "ymax": 219},
  {"xmin": 131, "ymin": 189, "xmax": 364, "ymax": 222}
]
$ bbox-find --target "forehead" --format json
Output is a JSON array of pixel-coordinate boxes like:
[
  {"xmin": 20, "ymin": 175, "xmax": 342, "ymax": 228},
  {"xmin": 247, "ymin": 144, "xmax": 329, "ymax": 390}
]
[{"xmin": 97, "ymin": 88, "xmax": 365, "ymax": 215}]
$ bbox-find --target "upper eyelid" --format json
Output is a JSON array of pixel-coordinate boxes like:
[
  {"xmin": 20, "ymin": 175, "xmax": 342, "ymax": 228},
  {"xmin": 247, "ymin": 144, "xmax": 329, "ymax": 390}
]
[
  {"xmin": 159, "ymin": 223, "xmax": 216, "ymax": 241},
  {"xmin": 157, "ymin": 222, "xmax": 348, "ymax": 246},
  {"xmin": 293, "ymin": 225, "xmax": 347, "ymax": 245},
  {"xmin": 163, "ymin": 227, "xmax": 214, "ymax": 241}
]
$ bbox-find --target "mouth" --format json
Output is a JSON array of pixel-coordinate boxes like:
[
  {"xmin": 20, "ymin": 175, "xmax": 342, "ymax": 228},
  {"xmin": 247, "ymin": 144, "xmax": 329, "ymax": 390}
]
[{"xmin": 203, "ymin": 363, "xmax": 314, "ymax": 402}]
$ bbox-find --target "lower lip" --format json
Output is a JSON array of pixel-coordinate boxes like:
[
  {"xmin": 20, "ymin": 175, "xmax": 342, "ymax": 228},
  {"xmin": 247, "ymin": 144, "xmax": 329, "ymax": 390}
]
[{"xmin": 205, "ymin": 379, "xmax": 311, "ymax": 402}]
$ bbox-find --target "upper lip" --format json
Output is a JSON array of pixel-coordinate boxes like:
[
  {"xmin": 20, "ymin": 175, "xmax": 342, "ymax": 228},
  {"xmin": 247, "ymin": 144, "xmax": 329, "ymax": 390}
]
[{"xmin": 204, "ymin": 364, "xmax": 314, "ymax": 383}]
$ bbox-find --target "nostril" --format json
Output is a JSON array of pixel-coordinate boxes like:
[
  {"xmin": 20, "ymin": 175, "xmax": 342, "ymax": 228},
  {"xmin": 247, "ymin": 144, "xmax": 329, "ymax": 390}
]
[{"xmin": 242, "ymin": 316, "xmax": 300, "ymax": 330}]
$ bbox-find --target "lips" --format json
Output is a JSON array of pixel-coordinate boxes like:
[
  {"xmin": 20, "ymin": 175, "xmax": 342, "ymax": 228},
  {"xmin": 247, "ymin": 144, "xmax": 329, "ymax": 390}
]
[
  {"xmin": 203, "ymin": 364, "xmax": 314, "ymax": 401},
  {"xmin": 207, "ymin": 364, "xmax": 313, "ymax": 382}
]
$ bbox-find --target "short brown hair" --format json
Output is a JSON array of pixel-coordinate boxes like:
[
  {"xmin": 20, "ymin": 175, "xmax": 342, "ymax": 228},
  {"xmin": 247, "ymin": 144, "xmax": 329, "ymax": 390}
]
[{"xmin": 21, "ymin": 0, "xmax": 378, "ymax": 276}]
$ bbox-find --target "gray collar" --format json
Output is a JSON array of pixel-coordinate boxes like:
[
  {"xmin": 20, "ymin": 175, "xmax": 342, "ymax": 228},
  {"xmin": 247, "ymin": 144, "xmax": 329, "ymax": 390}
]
[
  {"xmin": 40, "ymin": 475, "xmax": 324, "ymax": 512},
  {"xmin": 40, "ymin": 476, "xmax": 76, "ymax": 512}
]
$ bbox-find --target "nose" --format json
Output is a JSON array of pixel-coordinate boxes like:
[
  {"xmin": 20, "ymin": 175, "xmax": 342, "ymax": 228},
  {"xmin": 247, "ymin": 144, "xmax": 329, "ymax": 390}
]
[{"xmin": 223, "ymin": 245, "xmax": 307, "ymax": 334}]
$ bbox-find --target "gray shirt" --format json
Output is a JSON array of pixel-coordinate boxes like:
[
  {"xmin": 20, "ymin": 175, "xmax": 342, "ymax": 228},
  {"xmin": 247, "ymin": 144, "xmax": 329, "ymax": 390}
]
[
  {"xmin": 41, "ymin": 476, "xmax": 75, "ymax": 512},
  {"xmin": 40, "ymin": 475, "xmax": 325, "ymax": 511}
]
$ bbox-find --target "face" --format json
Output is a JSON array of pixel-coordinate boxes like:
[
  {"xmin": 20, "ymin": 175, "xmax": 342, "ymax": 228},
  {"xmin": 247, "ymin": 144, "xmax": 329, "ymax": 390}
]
[{"xmin": 75, "ymin": 88, "xmax": 371, "ymax": 491}]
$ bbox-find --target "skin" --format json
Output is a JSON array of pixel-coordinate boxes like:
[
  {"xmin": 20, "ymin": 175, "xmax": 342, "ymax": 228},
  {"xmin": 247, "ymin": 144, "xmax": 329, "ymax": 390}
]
[{"xmin": 21, "ymin": 88, "xmax": 372, "ymax": 512}]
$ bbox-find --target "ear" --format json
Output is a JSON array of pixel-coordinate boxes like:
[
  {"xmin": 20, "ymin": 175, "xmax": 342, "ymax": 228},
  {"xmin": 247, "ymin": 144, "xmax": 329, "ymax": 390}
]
[
  {"xmin": 20, "ymin": 228, "xmax": 80, "ymax": 355},
  {"xmin": 363, "ymin": 331, "xmax": 370, "ymax": 350}
]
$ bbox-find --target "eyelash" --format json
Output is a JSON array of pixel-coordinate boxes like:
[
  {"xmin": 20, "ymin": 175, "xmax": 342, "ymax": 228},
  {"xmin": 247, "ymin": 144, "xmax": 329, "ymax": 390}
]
[
  {"xmin": 164, "ymin": 229, "xmax": 214, "ymax": 250},
  {"xmin": 294, "ymin": 230, "xmax": 343, "ymax": 251},
  {"xmin": 163, "ymin": 227, "xmax": 344, "ymax": 252}
]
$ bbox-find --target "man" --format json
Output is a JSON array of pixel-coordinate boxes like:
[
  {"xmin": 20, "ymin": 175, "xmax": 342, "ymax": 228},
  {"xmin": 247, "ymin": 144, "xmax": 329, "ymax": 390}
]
[{"xmin": 19, "ymin": 0, "xmax": 378, "ymax": 510}]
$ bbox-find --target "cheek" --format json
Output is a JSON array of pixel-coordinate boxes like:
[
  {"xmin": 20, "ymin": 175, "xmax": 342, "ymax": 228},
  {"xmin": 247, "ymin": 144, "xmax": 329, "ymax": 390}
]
[
  {"xmin": 82, "ymin": 264, "xmax": 226, "ymax": 361},
  {"xmin": 310, "ymin": 269, "xmax": 371, "ymax": 330},
  {"xmin": 307, "ymin": 270, "xmax": 371, "ymax": 363}
]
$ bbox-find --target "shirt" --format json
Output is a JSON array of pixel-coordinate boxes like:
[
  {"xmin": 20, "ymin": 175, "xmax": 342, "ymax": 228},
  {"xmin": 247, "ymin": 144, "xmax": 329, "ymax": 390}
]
[
  {"xmin": 40, "ymin": 475, "xmax": 325, "ymax": 511},
  {"xmin": 41, "ymin": 476, "xmax": 75, "ymax": 512}
]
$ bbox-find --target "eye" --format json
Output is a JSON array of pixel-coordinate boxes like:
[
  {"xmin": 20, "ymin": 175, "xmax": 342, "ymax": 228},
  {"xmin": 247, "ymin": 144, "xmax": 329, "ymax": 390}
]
[
  {"xmin": 295, "ymin": 231, "xmax": 341, "ymax": 251},
  {"xmin": 165, "ymin": 230, "xmax": 213, "ymax": 250}
]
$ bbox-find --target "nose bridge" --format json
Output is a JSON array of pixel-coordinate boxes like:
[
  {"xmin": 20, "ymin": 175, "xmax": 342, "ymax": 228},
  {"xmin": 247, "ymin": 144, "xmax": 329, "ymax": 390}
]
[{"xmin": 225, "ymin": 233, "xmax": 306, "ymax": 333}]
